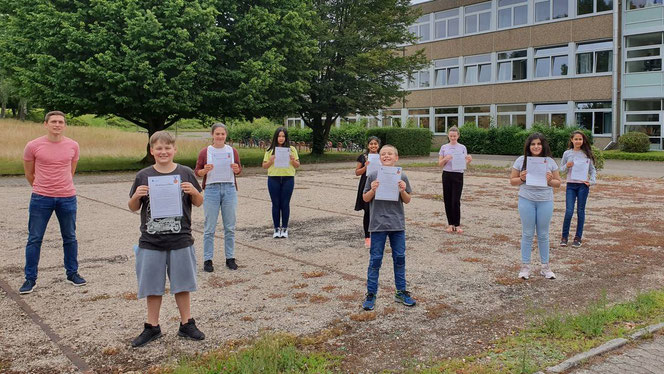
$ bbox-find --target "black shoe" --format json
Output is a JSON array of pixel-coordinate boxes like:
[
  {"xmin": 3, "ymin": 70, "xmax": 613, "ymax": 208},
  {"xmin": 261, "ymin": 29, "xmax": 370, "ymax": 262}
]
[
  {"xmin": 226, "ymin": 258, "xmax": 238, "ymax": 270},
  {"xmin": 131, "ymin": 323, "xmax": 162, "ymax": 347},
  {"xmin": 178, "ymin": 318, "xmax": 205, "ymax": 340},
  {"xmin": 203, "ymin": 260, "xmax": 214, "ymax": 272},
  {"xmin": 67, "ymin": 273, "xmax": 87, "ymax": 286},
  {"xmin": 19, "ymin": 279, "xmax": 36, "ymax": 294},
  {"xmin": 572, "ymin": 236, "xmax": 582, "ymax": 247}
]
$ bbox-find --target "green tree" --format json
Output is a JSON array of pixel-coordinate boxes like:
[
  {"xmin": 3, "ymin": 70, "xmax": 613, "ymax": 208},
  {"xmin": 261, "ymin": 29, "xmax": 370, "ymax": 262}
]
[
  {"xmin": 0, "ymin": 0, "xmax": 316, "ymax": 162},
  {"xmin": 298, "ymin": 0, "xmax": 427, "ymax": 154}
]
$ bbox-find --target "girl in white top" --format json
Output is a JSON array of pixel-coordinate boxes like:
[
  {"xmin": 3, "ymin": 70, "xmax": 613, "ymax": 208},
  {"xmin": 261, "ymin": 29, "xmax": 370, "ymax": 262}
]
[{"xmin": 437, "ymin": 126, "xmax": 472, "ymax": 233}]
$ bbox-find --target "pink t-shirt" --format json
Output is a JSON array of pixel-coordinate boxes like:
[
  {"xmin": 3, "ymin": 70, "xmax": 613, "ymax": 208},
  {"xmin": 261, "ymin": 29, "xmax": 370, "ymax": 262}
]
[
  {"xmin": 23, "ymin": 136, "xmax": 79, "ymax": 197},
  {"xmin": 438, "ymin": 143, "xmax": 467, "ymax": 173}
]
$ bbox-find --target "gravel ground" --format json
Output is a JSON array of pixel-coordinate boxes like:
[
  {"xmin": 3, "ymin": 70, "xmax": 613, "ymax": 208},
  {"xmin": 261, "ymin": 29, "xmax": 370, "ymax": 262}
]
[{"xmin": 1, "ymin": 160, "xmax": 663, "ymax": 373}]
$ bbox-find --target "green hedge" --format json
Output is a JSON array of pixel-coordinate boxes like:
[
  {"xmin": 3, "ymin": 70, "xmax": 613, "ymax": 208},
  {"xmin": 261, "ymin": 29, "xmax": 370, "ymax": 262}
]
[
  {"xmin": 603, "ymin": 150, "xmax": 664, "ymax": 161},
  {"xmin": 618, "ymin": 131, "xmax": 650, "ymax": 153},
  {"xmin": 458, "ymin": 123, "xmax": 594, "ymax": 158},
  {"xmin": 367, "ymin": 127, "xmax": 432, "ymax": 156}
]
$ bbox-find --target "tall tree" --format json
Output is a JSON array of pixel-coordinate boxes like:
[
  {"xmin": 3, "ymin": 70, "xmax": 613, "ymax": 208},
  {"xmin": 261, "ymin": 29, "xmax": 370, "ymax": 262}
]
[
  {"xmin": 299, "ymin": 0, "xmax": 427, "ymax": 154},
  {"xmin": 0, "ymin": 0, "xmax": 316, "ymax": 162}
]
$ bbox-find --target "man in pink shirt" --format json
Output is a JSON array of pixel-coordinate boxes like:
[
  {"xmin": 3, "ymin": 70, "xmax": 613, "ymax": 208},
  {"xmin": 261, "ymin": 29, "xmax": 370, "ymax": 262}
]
[{"xmin": 20, "ymin": 111, "xmax": 87, "ymax": 294}]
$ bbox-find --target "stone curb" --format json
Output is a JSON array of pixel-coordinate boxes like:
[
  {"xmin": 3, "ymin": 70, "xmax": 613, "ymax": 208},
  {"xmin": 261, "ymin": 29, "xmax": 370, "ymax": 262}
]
[{"xmin": 536, "ymin": 322, "xmax": 664, "ymax": 374}]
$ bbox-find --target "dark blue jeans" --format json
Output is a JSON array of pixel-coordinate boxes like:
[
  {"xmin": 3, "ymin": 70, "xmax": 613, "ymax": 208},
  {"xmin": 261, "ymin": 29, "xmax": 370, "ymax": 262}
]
[
  {"xmin": 267, "ymin": 176, "xmax": 294, "ymax": 229},
  {"xmin": 367, "ymin": 230, "xmax": 406, "ymax": 294},
  {"xmin": 24, "ymin": 194, "xmax": 79, "ymax": 281},
  {"xmin": 562, "ymin": 182, "xmax": 590, "ymax": 240}
]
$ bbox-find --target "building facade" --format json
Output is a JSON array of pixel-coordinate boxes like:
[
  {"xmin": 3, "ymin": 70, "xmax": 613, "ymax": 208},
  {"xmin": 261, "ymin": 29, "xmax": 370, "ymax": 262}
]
[{"xmin": 287, "ymin": 0, "xmax": 664, "ymax": 150}]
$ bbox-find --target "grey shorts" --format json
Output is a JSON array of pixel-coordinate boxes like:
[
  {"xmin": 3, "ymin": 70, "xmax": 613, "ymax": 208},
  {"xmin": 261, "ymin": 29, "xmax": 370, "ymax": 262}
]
[{"xmin": 134, "ymin": 245, "xmax": 198, "ymax": 299}]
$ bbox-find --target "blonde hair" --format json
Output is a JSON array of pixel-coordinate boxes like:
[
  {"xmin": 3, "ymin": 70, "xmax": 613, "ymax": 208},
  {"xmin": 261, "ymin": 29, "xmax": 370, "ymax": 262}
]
[
  {"xmin": 149, "ymin": 131, "xmax": 176, "ymax": 147},
  {"xmin": 380, "ymin": 144, "xmax": 398, "ymax": 156},
  {"xmin": 448, "ymin": 126, "xmax": 459, "ymax": 134}
]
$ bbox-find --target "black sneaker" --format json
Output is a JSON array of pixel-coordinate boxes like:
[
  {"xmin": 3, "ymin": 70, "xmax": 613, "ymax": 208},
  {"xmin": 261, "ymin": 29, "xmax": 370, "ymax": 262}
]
[
  {"xmin": 559, "ymin": 237, "xmax": 568, "ymax": 247},
  {"xmin": 178, "ymin": 318, "xmax": 205, "ymax": 341},
  {"xmin": 226, "ymin": 258, "xmax": 238, "ymax": 270},
  {"xmin": 19, "ymin": 279, "xmax": 36, "ymax": 294},
  {"xmin": 67, "ymin": 273, "xmax": 87, "ymax": 286},
  {"xmin": 572, "ymin": 236, "xmax": 582, "ymax": 247},
  {"xmin": 203, "ymin": 260, "xmax": 214, "ymax": 272},
  {"xmin": 131, "ymin": 323, "xmax": 162, "ymax": 347}
]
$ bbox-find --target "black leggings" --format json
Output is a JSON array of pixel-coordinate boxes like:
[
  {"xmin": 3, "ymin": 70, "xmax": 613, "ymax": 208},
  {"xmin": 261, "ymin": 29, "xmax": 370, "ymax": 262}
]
[
  {"xmin": 363, "ymin": 206, "xmax": 370, "ymax": 238},
  {"xmin": 442, "ymin": 171, "xmax": 464, "ymax": 226}
]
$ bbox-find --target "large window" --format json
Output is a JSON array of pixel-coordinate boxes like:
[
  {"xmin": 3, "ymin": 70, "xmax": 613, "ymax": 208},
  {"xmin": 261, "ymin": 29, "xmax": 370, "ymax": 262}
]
[
  {"xmin": 497, "ymin": 50, "xmax": 528, "ymax": 81},
  {"xmin": 498, "ymin": 0, "xmax": 528, "ymax": 29},
  {"xmin": 464, "ymin": 54, "xmax": 492, "ymax": 84},
  {"xmin": 577, "ymin": 41, "xmax": 613, "ymax": 74},
  {"xmin": 434, "ymin": 58, "xmax": 460, "ymax": 86},
  {"xmin": 628, "ymin": 0, "xmax": 663, "ymax": 9},
  {"xmin": 408, "ymin": 14, "xmax": 431, "ymax": 43},
  {"xmin": 624, "ymin": 100, "xmax": 662, "ymax": 149},
  {"xmin": 408, "ymin": 109, "xmax": 430, "ymax": 129},
  {"xmin": 577, "ymin": 0, "xmax": 613, "ymax": 15},
  {"xmin": 534, "ymin": 103, "xmax": 567, "ymax": 127},
  {"xmin": 434, "ymin": 107, "xmax": 459, "ymax": 134},
  {"xmin": 576, "ymin": 102, "xmax": 612, "ymax": 135},
  {"xmin": 464, "ymin": 106, "xmax": 491, "ymax": 128},
  {"xmin": 435, "ymin": 9, "xmax": 460, "ymax": 39},
  {"xmin": 535, "ymin": 45, "xmax": 569, "ymax": 78},
  {"xmin": 382, "ymin": 109, "xmax": 402, "ymax": 127},
  {"xmin": 407, "ymin": 69, "xmax": 431, "ymax": 88},
  {"xmin": 497, "ymin": 105, "xmax": 527, "ymax": 128},
  {"xmin": 625, "ymin": 33, "xmax": 662, "ymax": 73},
  {"xmin": 286, "ymin": 118, "xmax": 303, "ymax": 128},
  {"xmin": 465, "ymin": 2, "xmax": 492, "ymax": 34},
  {"xmin": 535, "ymin": 0, "xmax": 569, "ymax": 22}
]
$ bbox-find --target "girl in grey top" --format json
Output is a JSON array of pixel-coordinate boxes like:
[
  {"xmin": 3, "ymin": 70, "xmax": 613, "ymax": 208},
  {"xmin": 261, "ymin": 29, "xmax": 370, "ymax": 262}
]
[{"xmin": 509, "ymin": 133, "xmax": 561, "ymax": 281}]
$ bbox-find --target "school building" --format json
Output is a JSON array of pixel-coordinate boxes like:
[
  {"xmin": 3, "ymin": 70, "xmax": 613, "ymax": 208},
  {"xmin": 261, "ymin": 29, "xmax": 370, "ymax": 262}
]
[{"xmin": 286, "ymin": 0, "xmax": 664, "ymax": 150}]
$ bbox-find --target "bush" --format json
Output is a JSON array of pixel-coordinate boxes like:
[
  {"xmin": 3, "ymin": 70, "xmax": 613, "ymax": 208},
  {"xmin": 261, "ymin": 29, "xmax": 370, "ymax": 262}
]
[
  {"xmin": 288, "ymin": 127, "xmax": 312, "ymax": 143},
  {"xmin": 591, "ymin": 146, "xmax": 605, "ymax": 171},
  {"xmin": 367, "ymin": 127, "xmax": 432, "ymax": 156},
  {"xmin": 106, "ymin": 116, "xmax": 138, "ymax": 129},
  {"xmin": 618, "ymin": 131, "xmax": 650, "ymax": 153},
  {"xmin": 329, "ymin": 123, "xmax": 367, "ymax": 146}
]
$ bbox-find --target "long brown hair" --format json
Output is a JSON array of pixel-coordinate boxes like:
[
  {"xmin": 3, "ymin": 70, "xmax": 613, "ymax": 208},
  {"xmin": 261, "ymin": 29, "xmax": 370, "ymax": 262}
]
[
  {"xmin": 568, "ymin": 130, "xmax": 595, "ymax": 164},
  {"xmin": 522, "ymin": 133, "xmax": 552, "ymax": 171}
]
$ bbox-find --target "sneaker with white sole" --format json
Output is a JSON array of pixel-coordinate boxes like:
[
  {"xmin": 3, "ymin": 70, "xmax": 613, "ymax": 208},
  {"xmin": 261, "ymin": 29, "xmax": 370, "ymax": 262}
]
[
  {"xmin": 572, "ymin": 236, "xmax": 582, "ymax": 248},
  {"xmin": 541, "ymin": 264, "xmax": 556, "ymax": 279},
  {"xmin": 518, "ymin": 264, "xmax": 531, "ymax": 280},
  {"xmin": 559, "ymin": 237, "xmax": 568, "ymax": 247},
  {"xmin": 67, "ymin": 273, "xmax": 87, "ymax": 286},
  {"xmin": 273, "ymin": 228, "xmax": 281, "ymax": 238},
  {"xmin": 281, "ymin": 228, "xmax": 288, "ymax": 238}
]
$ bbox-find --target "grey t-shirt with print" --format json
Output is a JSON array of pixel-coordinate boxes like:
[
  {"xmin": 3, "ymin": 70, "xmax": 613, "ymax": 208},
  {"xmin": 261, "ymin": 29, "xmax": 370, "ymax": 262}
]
[
  {"xmin": 363, "ymin": 170, "xmax": 412, "ymax": 232},
  {"xmin": 512, "ymin": 156, "xmax": 558, "ymax": 201},
  {"xmin": 129, "ymin": 164, "xmax": 202, "ymax": 251}
]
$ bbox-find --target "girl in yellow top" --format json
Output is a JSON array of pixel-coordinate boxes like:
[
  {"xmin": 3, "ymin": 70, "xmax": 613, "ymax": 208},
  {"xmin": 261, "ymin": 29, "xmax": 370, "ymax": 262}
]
[{"xmin": 262, "ymin": 127, "xmax": 300, "ymax": 238}]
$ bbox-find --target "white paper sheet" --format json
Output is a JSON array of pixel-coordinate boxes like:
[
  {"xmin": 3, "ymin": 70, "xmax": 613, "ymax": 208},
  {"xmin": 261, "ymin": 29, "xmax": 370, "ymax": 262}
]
[
  {"xmin": 274, "ymin": 147, "xmax": 291, "ymax": 168},
  {"xmin": 570, "ymin": 158, "xmax": 590, "ymax": 181},
  {"xmin": 366, "ymin": 153, "xmax": 381, "ymax": 176},
  {"xmin": 148, "ymin": 175, "xmax": 183, "ymax": 219},
  {"xmin": 207, "ymin": 149, "xmax": 233, "ymax": 183},
  {"xmin": 451, "ymin": 151, "xmax": 467, "ymax": 171},
  {"xmin": 525, "ymin": 157, "xmax": 548, "ymax": 187},
  {"xmin": 375, "ymin": 166, "xmax": 402, "ymax": 201}
]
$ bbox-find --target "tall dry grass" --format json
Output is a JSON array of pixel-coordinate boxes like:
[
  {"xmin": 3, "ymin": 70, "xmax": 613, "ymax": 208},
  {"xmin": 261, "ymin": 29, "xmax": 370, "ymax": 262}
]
[{"xmin": 1, "ymin": 118, "xmax": 209, "ymax": 159}]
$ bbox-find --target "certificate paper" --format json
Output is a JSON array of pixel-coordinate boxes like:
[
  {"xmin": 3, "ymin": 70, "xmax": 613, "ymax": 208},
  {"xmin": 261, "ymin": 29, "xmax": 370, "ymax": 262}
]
[
  {"xmin": 526, "ymin": 157, "xmax": 548, "ymax": 187},
  {"xmin": 148, "ymin": 175, "xmax": 183, "ymax": 219},
  {"xmin": 570, "ymin": 158, "xmax": 590, "ymax": 181},
  {"xmin": 207, "ymin": 149, "xmax": 233, "ymax": 183},
  {"xmin": 375, "ymin": 166, "xmax": 402, "ymax": 201},
  {"xmin": 451, "ymin": 151, "xmax": 466, "ymax": 171},
  {"xmin": 366, "ymin": 153, "xmax": 381, "ymax": 176},
  {"xmin": 274, "ymin": 147, "xmax": 290, "ymax": 168}
]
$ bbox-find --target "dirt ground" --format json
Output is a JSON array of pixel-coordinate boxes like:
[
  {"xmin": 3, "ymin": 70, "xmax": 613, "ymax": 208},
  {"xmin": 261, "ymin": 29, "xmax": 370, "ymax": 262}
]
[{"xmin": 1, "ymin": 160, "xmax": 663, "ymax": 373}]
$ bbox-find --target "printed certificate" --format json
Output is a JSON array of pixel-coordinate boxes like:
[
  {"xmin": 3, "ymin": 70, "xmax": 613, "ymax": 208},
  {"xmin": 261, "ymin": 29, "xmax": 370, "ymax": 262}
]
[
  {"xmin": 366, "ymin": 153, "xmax": 381, "ymax": 176},
  {"xmin": 570, "ymin": 158, "xmax": 590, "ymax": 181},
  {"xmin": 451, "ymin": 151, "xmax": 467, "ymax": 171},
  {"xmin": 274, "ymin": 147, "xmax": 291, "ymax": 168},
  {"xmin": 526, "ymin": 157, "xmax": 548, "ymax": 187},
  {"xmin": 148, "ymin": 175, "xmax": 183, "ymax": 219},
  {"xmin": 207, "ymin": 148, "xmax": 233, "ymax": 183},
  {"xmin": 375, "ymin": 166, "xmax": 402, "ymax": 201}
]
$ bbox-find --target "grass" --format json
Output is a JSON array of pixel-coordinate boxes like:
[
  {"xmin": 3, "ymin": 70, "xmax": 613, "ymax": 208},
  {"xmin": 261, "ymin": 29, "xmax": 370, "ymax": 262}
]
[
  {"xmin": 603, "ymin": 150, "xmax": 664, "ymax": 161},
  {"xmin": 0, "ymin": 119, "xmax": 359, "ymax": 175},
  {"xmin": 159, "ymin": 333, "xmax": 339, "ymax": 374},
  {"xmin": 411, "ymin": 289, "xmax": 664, "ymax": 374}
]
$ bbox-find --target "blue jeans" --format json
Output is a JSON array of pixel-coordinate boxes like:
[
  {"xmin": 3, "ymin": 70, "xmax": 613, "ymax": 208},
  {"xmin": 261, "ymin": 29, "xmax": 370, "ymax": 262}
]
[
  {"xmin": 267, "ymin": 176, "xmax": 294, "ymax": 229},
  {"xmin": 562, "ymin": 182, "xmax": 589, "ymax": 240},
  {"xmin": 24, "ymin": 194, "xmax": 78, "ymax": 281},
  {"xmin": 367, "ymin": 230, "xmax": 406, "ymax": 294},
  {"xmin": 203, "ymin": 183, "xmax": 237, "ymax": 261},
  {"xmin": 518, "ymin": 197, "xmax": 553, "ymax": 265}
]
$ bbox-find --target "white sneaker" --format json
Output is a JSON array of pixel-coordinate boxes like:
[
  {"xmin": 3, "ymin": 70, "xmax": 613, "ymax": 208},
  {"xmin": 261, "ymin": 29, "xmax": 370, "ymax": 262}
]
[
  {"xmin": 281, "ymin": 228, "xmax": 288, "ymax": 238},
  {"xmin": 518, "ymin": 264, "xmax": 531, "ymax": 280},
  {"xmin": 541, "ymin": 264, "xmax": 556, "ymax": 279},
  {"xmin": 273, "ymin": 228, "xmax": 281, "ymax": 238}
]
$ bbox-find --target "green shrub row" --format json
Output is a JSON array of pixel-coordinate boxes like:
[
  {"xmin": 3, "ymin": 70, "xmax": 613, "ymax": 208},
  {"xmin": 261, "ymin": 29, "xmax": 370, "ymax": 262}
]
[
  {"xmin": 367, "ymin": 127, "xmax": 433, "ymax": 156},
  {"xmin": 618, "ymin": 131, "xmax": 650, "ymax": 153},
  {"xmin": 603, "ymin": 150, "xmax": 664, "ymax": 161}
]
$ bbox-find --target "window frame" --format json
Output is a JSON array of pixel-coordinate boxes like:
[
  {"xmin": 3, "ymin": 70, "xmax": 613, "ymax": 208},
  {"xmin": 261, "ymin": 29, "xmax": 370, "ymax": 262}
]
[
  {"xmin": 497, "ymin": 49, "xmax": 528, "ymax": 81},
  {"xmin": 463, "ymin": 54, "xmax": 492, "ymax": 84},
  {"xmin": 535, "ymin": 0, "xmax": 569, "ymax": 22},
  {"xmin": 434, "ymin": 107, "xmax": 459, "ymax": 134},
  {"xmin": 625, "ymin": 33, "xmax": 663, "ymax": 74},
  {"xmin": 534, "ymin": 103, "xmax": 568, "ymax": 127},
  {"xmin": 464, "ymin": 2, "xmax": 492, "ymax": 35},
  {"xmin": 496, "ymin": 104, "xmax": 527, "ymax": 128},
  {"xmin": 434, "ymin": 58, "xmax": 460, "ymax": 87},
  {"xmin": 463, "ymin": 105, "xmax": 492, "ymax": 128},
  {"xmin": 407, "ymin": 108, "xmax": 431, "ymax": 129},
  {"xmin": 577, "ymin": 0, "xmax": 613, "ymax": 16},
  {"xmin": 534, "ymin": 45, "xmax": 570, "ymax": 78},
  {"xmin": 575, "ymin": 102, "xmax": 612, "ymax": 135},
  {"xmin": 497, "ymin": 0, "xmax": 529, "ymax": 29},
  {"xmin": 408, "ymin": 14, "xmax": 431, "ymax": 43},
  {"xmin": 576, "ymin": 41, "xmax": 613, "ymax": 75},
  {"xmin": 434, "ymin": 9, "xmax": 460, "ymax": 39}
]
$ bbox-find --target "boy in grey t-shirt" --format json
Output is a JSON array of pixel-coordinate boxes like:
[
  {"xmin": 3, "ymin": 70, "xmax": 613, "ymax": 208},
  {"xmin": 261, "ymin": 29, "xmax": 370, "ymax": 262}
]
[{"xmin": 361, "ymin": 145, "xmax": 416, "ymax": 311}]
